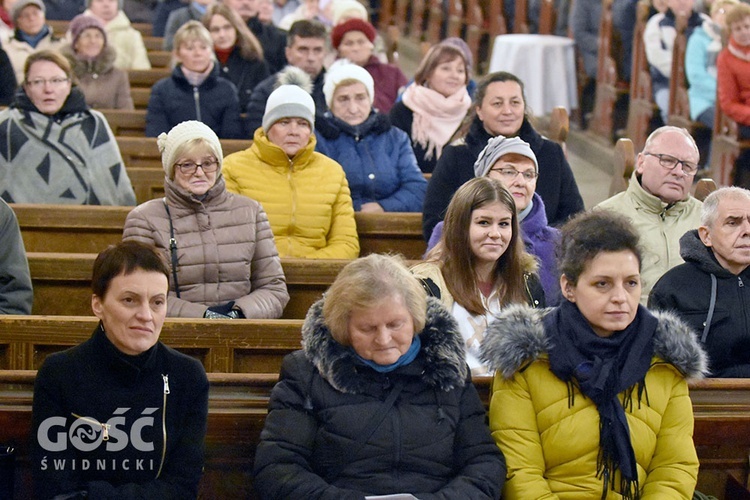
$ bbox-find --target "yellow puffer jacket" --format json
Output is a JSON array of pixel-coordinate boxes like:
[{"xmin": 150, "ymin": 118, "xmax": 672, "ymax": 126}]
[
  {"xmin": 222, "ymin": 129, "xmax": 359, "ymax": 259},
  {"xmin": 481, "ymin": 305, "xmax": 707, "ymax": 500}
]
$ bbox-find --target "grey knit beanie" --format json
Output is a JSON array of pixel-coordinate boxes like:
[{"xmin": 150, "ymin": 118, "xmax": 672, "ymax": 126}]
[
  {"xmin": 11, "ymin": 0, "xmax": 45, "ymax": 24},
  {"xmin": 262, "ymin": 84, "xmax": 316, "ymax": 134},
  {"xmin": 474, "ymin": 135, "xmax": 539, "ymax": 178},
  {"xmin": 157, "ymin": 121, "xmax": 223, "ymax": 179}
]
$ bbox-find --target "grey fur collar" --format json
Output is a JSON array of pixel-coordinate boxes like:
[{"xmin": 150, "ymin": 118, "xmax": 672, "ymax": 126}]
[
  {"xmin": 480, "ymin": 304, "xmax": 708, "ymax": 380},
  {"xmin": 302, "ymin": 297, "xmax": 468, "ymax": 393}
]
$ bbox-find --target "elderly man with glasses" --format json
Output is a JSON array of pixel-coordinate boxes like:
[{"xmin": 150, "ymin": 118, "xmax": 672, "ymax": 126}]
[{"xmin": 597, "ymin": 125, "xmax": 703, "ymax": 304}]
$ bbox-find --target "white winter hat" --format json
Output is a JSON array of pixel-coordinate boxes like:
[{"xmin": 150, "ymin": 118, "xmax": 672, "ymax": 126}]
[
  {"xmin": 323, "ymin": 59, "xmax": 374, "ymax": 108},
  {"xmin": 332, "ymin": 0, "xmax": 369, "ymax": 25},
  {"xmin": 157, "ymin": 121, "xmax": 223, "ymax": 179},
  {"xmin": 262, "ymin": 84, "xmax": 316, "ymax": 133}
]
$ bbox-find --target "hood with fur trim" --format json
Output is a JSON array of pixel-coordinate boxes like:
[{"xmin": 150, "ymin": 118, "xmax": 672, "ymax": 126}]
[
  {"xmin": 301, "ymin": 296, "xmax": 468, "ymax": 394},
  {"xmin": 480, "ymin": 304, "xmax": 708, "ymax": 380}
]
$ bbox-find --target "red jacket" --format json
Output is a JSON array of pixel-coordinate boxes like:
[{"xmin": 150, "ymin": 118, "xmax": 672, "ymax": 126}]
[
  {"xmin": 717, "ymin": 37, "xmax": 750, "ymax": 125},
  {"xmin": 363, "ymin": 56, "xmax": 407, "ymax": 114}
]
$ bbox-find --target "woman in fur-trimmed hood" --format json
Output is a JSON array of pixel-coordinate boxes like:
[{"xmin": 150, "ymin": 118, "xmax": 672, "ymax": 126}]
[
  {"xmin": 253, "ymin": 254, "xmax": 506, "ymax": 499},
  {"xmin": 480, "ymin": 210, "xmax": 707, "ymax": 500},
  {"xmin": 61, "ymin": 14, "xmax": 133, "ymax": 110}
]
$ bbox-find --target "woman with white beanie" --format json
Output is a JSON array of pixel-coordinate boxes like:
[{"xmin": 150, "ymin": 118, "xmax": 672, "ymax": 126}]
[
  {"xmin": 123, "ymin": 120, "xmax": 290, "ymax": 319},
  {"xmin": 315, "ymin": 60, "xmax": 426, "ymax": 213},
  {"xmin": 222, "ymin": 83, "xmax": 360, "ymax": 259}
]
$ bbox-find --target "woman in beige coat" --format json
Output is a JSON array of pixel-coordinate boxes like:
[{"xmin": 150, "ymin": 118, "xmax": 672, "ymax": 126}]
[{"xmin": 123, "ymin": 120, "xmax": 289, "ymax": 319}]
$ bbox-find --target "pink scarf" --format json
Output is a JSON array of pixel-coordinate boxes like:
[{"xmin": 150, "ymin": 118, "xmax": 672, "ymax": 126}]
[
  {"xmin": 181, "ymin": 61, "xmax": 214, "ymax": 87},
  {"xmin": 402, "ymin": 84, "xmax": 471, "ymax": 160}
]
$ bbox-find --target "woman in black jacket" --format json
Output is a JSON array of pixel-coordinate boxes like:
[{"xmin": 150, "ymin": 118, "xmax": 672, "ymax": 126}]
[
  {"xmin": 146, "ymin": 20, "xmax": 243, "ymax": 138},
  {"xmin": 203, "ymin": 3, "xmax": 269, "ymax": 110},
  {"xmin": 31, "ymin": 241, "xmax": 208, "ymax": 499},
  {"xmin": 422, "ymin": 71, "xmax": 585, "ymax": 240},
  {"xmin": 254, "ymin": 253, "xmax": 506, "ymax": 499}
]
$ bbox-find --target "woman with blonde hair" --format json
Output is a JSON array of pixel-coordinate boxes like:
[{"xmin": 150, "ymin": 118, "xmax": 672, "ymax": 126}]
[
  {"xmin": 254, "ymin": 253, "xmax": 506, "ymax": 498},
  {"xmin": 146, "ymin": 20, "xmax": 243, "ymax": 138},
  {"xmin": 203, "ymin": 3, "xmax": 269, "ymax": 109},
  {"xmin": 390, "ymin": 42, "xmax": 472, "ymax": 173},
  {"xmin": 124, "ymin": 120, "xmax": 289, "ymax": 318},
  {"xmin": 412, "ymin": 177, "xmax": 545, "ymax": 375}
]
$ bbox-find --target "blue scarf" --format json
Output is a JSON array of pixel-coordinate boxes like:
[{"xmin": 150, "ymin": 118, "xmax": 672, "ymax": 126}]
[
  {"xmin": 545, "ymin": 300, "xmax": 657, "ymax": 500},
  {"xmin": 18, "ymin": 25, "xmax": 49, "ymax": 48},
  {"xmin": 354, "ymin": 336, "xmax": 422, "ymax": 373}
]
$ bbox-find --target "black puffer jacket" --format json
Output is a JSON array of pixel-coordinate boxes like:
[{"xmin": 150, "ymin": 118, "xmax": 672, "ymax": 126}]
[
  {"xmin": 649, "ymin": 229, "xmax": 750, "ymax": 377},
  {"xmin": 422, "ymin": 116, "xmax": 584, "ymax": 240},
  {"xmin": 253, "ymin": 298, "xmax": 506, "ymax": 499}
]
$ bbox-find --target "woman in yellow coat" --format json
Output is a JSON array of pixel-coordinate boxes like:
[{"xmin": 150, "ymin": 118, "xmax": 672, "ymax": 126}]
[
  {"xmin": 480, "ymin": 210, "xmax": 707, "ymax": 499},
  {"xmin": 222, "ymin": 83, "xmax": 359, "ymax": 259}
]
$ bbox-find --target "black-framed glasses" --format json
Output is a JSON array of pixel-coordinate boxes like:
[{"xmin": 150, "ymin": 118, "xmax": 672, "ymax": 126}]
[
  {"xmin": 174, "ymin": 159, "xmax": 219, "ymax": 176},
  {"xmin": 644, "ymin": 152, "xmax": 698, "ymax": 175},
  {"xmin": 489, "ymin": 167, "xmax": 539, "ymax": 181}
]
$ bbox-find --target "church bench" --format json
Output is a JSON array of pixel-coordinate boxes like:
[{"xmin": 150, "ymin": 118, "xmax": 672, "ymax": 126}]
[
  {"xmin": 12, "ymin": 204, "xmax": 426, "ymax": 259},
  {"xmin": 116, "ymin": 136, "xmax": 251, "ymax": 170},
  {"xmin": 0, "ymin": 315, "xmax": 303, "ymax": 373},
  {"xmin": 0, "ymin": 371, "xmax": 746, "ymax": 498},
  {"xmin": 100, "ymin": 109, "xmax": 147, "ymax": 137},
  {"xmin": 25, "ymin": 253, "xmax": 350, "ymax": 319}
]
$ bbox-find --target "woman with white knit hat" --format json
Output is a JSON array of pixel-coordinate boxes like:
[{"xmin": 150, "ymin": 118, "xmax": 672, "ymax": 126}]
[
  {"xmin": 222, "ymin": 83, "xmax": 360, "ymax": 259},
  {"xmin": 123, "ymin": 120, "xmax": 290, "ymax": 319},
  {"xmin": 315, "ymin": 59, "xmax": 426, "ymax": 213}
]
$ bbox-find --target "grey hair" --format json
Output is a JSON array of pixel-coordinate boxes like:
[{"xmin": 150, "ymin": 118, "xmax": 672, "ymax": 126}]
[
  {"xmin": 643, "ymin": 125, "xmax": 699, "ymax": 158},
  {"xmin": 701, "ymin": 186, "xmax": 750, "ymax": 227}
]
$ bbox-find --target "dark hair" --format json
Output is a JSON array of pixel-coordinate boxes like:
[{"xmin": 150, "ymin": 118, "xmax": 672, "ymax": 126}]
[
  {"xmin": 92, "ymin": 241, "xmax": 170, "ymax": 299},
  {"xmin": 454, "ymin": 71, "xmax": 529, "ymax": 140},
  {"xmin": 413, "ymin": 44, "xmax": 469, "ymax": 87},
  {"xmin": 287, "ymin": 19, "xmax": 327, "ymax": 46},
  {"xmin": 433, "ymin": 177, "xmax": 534, "ymax": 315},
  {"xmin": 558, "ymin": 210, "xmax": 642, "ymax": 285}
]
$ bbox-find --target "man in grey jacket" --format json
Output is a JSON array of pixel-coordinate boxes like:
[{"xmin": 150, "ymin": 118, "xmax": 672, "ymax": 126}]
[{"xmin": 0, "ymin": 200, "xmax": 32, "ymax": 314}]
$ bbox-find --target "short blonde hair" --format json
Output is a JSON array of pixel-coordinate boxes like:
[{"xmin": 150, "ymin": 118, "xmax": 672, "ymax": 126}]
[
  {"xmin": 726, "ymin": 2, "xmax": 750, "ymax": 27},
  {"xmin": 322, "ymin": 254, "xmax": 427, "ymax": 345},
  {"xmin": 173, "ymin": 20, "xmax": 213, "ymax": 53}
]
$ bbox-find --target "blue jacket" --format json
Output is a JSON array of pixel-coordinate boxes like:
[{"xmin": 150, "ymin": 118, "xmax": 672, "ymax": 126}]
[
  {"xmin": 686, "ymin": 21, "xmax": 721, "ymax": 120},
  {"xmin": 315, "ymin": 112, "xmax": 427, "ymax": 212},
  {"xmin": 146, "ymin": 63, "xmax": 244, "ymax": 139}
]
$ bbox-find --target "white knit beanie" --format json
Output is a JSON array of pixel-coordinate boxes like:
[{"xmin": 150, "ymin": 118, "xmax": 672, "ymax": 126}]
[
  {"xmin": 323, "ymin": 59, "xmax": 374, "ymax": 108},
  {"xmin": 332, "ymin": 0, "xmax": 368, "ymax": 25},
  {"xmin": 262, "ymin": 84, "xmax": 316, "ymax": 134},
  {"xmin": 157, "ymin": 121, "xmax": 223, "ymax": 179}
]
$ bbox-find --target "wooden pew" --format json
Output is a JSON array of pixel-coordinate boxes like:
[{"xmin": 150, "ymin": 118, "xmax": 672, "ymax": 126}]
[
  {"xmin": 100, "ymin": 109, "xmax": 147, "ymax": 137},
  {"xmin": 625, "ymin": 0, "xmax": 659, "ymax": 153},
  {"xmin": 26, "ymin": 253, "xmax": 348, "ymax": 319},
  {"xmin": 143, "ymin": 36, "xmax": 164, "ymax": 52},
  {"xmin": 127, "ymin": 68, "xmax": 171, "ymax": 89},
  {"xmin": 130, "ymin": 87, "xmax": 150, "ymax": 109},
  {"xmin": 0, "ymin": 315, "xmax": 302, "ymax": 372},
  {"xmin": 0, "ymin": 370, "xmax": 747, "ymax": 498},
  {"xmin": 47, "ymin": 20, "xmax": 155, "ymax": 39},
  {"xmin": 590, "ymin": 0, "xmax": 630, "ymax": 142},
  {"xmin": 116, "ymin": 136, "xmax": 251, "ymax": 171},
  {"xmin": 13, "ymin": 205, "xmax": 427, "ymax": 259},
  {"xmin": 710, "ymin": 101, "xmax": 750, "ymax": 188},
  {"xmin": 147, "ymin": 50, "xmax": 172, "ymax": 68}
]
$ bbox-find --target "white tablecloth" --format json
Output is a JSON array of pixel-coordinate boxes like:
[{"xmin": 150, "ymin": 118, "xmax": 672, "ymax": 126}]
[{"xmin": 489, "ymin": 34, "xmax": 578, "ymax": 117}]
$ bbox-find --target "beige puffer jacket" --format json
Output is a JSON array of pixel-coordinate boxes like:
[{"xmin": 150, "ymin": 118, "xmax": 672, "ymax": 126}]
[{"xmin": 123, "ymin": 175, "xmax": 289, "ymax": 318}]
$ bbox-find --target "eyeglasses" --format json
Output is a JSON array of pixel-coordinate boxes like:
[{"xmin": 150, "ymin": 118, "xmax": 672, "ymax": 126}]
[
  {"xmin": 489, "ymin": 167, "xmax": 539, "ymax": 181},
  {"xmin": 644, "ymin": 152, "xmax": 698, "ymax": 176},
  {"xmin": 174, "ymin": 159, "xmax": 219, "ymax": 176},
  {"xmin": 26, "ymin": 77, "xmax": 70, "ymax": 89}
]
